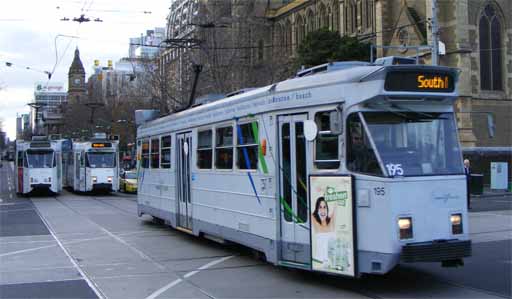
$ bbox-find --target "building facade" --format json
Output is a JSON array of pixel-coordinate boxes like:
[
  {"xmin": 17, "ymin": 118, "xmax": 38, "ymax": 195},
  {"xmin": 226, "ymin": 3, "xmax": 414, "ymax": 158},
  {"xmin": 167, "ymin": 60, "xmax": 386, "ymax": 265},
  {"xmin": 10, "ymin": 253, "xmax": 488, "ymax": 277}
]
[
  {"xmin": 162, "ymin": 0, "xmax": 511, "ymax": 183},
  {"xmin": 31, "ymin": 82, "xmax": 67, "ymax": 136},
  {"xmin": 129, "ymin": 28, "xmax": 166, "ymax": 59}
]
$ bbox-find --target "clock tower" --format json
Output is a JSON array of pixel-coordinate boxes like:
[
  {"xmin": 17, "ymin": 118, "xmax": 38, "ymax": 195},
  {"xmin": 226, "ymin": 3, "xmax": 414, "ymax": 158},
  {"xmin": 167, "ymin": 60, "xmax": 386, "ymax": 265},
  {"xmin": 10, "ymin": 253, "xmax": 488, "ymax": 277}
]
[{"xmin": 67, "ymin": 47, "xmax": 86, "ymax": 104}]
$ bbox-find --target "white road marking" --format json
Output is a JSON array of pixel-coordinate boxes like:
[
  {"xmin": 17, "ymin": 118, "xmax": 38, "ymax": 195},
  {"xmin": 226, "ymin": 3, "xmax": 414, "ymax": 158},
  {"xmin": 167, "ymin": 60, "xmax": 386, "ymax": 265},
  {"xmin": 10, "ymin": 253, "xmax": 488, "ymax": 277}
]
[
  {"xmin": 32, "ymin": 206, "xmax": 107, "ymax": 299},
  {"xmin": 0, "ymin": 203, "xmax": 16, "ymax": 206},
  {"xmin": 95, "ymin": 225, "xmax": 167, "ymax": 271},
  {"xmin": 144, "ymin": 255, "xmax": 234, "ymax": 299},
  {"xmin": 0, "ymin": 244, "xmax": 57, "ymax": 258}
]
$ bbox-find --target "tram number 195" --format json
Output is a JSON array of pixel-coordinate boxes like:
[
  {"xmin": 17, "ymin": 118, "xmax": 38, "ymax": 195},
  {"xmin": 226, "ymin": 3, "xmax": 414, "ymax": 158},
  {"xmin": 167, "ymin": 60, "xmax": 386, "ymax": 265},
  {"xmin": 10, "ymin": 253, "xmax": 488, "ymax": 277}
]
[{"xmin": 374, "ymin": 187, "xmax": 385, "ymax": 196}]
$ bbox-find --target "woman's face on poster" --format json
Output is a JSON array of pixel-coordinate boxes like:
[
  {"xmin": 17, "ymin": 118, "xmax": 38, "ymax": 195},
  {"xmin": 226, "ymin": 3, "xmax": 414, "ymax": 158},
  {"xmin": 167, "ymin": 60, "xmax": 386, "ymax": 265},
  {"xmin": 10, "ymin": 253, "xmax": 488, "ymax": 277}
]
[{"xmin": 319, "ymin": 201, "xmax": 328, "ymax": 220}]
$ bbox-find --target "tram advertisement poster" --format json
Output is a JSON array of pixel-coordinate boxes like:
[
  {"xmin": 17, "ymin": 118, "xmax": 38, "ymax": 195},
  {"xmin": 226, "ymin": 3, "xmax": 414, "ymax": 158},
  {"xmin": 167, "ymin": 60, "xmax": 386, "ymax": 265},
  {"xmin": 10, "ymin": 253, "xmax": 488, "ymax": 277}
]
[{"xmin": 309, "ymin": 175, "xmax": 355, "ymax": 277}]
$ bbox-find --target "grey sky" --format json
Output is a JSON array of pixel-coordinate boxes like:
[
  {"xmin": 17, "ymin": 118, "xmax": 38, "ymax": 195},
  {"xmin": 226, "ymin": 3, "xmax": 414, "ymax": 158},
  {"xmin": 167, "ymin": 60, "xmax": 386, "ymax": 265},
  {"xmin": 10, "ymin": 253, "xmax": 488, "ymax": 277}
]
[{"xmin": 0, "ymin": 0, "xmax": 169, "ymax": 139}]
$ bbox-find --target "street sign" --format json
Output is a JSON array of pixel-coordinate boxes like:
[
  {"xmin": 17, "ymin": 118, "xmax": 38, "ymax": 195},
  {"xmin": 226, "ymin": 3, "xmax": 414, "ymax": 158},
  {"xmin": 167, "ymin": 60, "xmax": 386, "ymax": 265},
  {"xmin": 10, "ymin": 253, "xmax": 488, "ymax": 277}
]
[{"xmin": 490, "ymin": 162, "xmax": 508, "ymax": 190}]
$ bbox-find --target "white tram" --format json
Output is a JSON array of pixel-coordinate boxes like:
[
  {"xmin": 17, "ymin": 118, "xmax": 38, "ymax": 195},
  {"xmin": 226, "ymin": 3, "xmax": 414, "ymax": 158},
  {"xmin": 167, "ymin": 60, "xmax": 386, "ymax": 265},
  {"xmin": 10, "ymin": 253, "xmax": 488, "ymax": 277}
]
[
  {"xmin": 136, "ymin": 61, "xmax": 471, "ymax": 276},
  {"xmin": 62, "ymin": 133, "xmax": 119, "ymax": 192},
  {"xmin": 15, "ymin": 136, "xmax": 63, "ymax": 194}
]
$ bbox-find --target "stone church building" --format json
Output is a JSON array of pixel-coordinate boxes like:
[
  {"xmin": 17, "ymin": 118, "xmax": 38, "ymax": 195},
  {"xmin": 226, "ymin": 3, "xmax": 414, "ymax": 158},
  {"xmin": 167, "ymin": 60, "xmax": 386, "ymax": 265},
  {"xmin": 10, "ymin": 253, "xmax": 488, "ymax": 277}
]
[{"xmin": 162, "ymin": 0, "xmax": 510, "ymax": 182}]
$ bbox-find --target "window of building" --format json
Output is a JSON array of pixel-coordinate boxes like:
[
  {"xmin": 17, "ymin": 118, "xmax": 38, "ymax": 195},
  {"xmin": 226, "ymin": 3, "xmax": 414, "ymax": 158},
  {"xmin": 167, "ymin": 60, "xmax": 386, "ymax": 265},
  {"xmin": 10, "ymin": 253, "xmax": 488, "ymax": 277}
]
[
  {"xmin": 150, "ymin": 138, "xmax": 160, "ymax": 168},
  {"xmin": 346, "ymin": 113, "xmax": 381, "ymax": 175},
  {"xmin": 215, "ymin": 126, "xmax": 233, "ymax": 169},
  {"xmin": 296, "ymin": 15, "xmax": 305, "ymax": 47},
  {"xmin": 306, "ymin": 10, "xmax": 315, "ymax": 33},
  {"xmin": 285, "ymin": 20, "xmax": 292, "ymax": 54},
  {"xmin": 197, "ymin": 129, "xmax": 212, "ymax": 169},
  {"xmin": 160, "ymin": 135, "xmax": 171, "ymax": 169},
  {"xmin": 258, "ymin": 40, "xmax": 264, "ymax": 62},
  {"xmin": 236, "ymin": 123, "xmax": 258, "ymax": 170},
  {"xmin": 479, "ymin": 4, "xmax": 502, "ymax": 91},
  {"xmin": 314, "ymin": 111, "xmax": 340, "ymax": 169},
  {"xmin": 319, "ymin": 4, "xmax": 327, "ymax": 28},
  {"xmin": 141, "ymin": 140, "xmax": 149, "ymax": 168}
]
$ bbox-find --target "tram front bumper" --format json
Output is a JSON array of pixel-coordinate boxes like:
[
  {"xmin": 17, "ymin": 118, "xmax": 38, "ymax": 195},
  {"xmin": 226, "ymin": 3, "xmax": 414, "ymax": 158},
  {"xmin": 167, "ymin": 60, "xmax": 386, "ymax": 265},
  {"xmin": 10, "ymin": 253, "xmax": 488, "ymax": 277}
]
[
  {"xmin": 400, "ymin": 239, "xmax": 472, "ymax": 263},
  {"xmin": 30, "ymin": 183, "xmax": 51, "ymax": 190},
  {"xmin": 92, "ymin": 183, "xmax": 113, "ymax": 192}
]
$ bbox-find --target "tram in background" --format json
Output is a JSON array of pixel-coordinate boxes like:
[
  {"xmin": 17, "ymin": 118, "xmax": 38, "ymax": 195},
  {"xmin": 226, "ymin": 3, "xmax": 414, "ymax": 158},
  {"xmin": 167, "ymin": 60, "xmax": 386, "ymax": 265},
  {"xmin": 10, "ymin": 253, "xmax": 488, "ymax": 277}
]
[
  {"xmin": 15, "ymin": 136, "xmax": 63, "ymax": 194},
  {"xmin": 62, "ymin": 133, "xmax": 119, "ymax": 193},
  {"xmin": 135, "ymin": 59, "xmax": 471, "ymax": 277}
]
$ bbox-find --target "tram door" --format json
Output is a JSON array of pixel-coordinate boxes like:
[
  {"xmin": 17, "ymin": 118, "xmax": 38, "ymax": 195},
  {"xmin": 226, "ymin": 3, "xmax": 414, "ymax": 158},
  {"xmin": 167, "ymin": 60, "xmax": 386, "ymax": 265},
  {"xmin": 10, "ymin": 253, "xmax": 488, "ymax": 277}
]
[
  {"xmin": 278, "ymin": 114, "xmax": 311, "ymax": 265},
  {"xmin": 176, "ymin": 132, "xmax": 193, "ymax": 231}
]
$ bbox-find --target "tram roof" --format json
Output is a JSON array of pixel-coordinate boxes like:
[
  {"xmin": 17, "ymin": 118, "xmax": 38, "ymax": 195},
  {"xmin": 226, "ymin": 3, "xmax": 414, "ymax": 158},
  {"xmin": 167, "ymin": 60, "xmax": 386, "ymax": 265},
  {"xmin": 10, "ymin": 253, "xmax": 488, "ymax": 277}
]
[{"xmin": 138, "ymin": 64, "xmax": 458, "ymax": 136}]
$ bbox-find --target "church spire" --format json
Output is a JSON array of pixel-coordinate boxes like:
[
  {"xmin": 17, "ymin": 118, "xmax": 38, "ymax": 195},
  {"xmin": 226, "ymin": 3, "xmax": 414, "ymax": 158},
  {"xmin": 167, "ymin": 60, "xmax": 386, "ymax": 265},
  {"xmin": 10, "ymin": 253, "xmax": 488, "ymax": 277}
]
[{"xmin": 69, "ymin": 47, "xmax": 85, "ymax": 75}]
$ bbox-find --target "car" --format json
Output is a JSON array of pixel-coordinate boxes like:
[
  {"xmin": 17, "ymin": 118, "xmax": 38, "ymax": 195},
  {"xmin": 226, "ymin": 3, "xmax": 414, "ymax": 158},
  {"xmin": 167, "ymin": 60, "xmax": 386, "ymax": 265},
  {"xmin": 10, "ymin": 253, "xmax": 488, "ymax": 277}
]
[{"xmin": 119, "ymin": 170, "xmax": 137, "ymax": 193}]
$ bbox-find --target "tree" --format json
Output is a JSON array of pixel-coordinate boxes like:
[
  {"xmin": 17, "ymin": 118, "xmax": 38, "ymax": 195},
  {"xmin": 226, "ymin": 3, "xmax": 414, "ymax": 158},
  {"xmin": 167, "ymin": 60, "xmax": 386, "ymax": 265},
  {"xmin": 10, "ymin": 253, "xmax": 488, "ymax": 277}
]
[{"xmin": 296, "ymin": 28, "xmax": 371, "ymax": 68}]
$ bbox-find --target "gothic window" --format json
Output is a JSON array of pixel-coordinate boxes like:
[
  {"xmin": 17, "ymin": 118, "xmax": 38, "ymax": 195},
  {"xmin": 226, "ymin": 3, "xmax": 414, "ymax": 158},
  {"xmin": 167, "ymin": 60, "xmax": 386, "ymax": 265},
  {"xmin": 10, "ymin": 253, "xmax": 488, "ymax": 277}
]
[
  {"xmin": 350, "ymin": 1, "xmax": 357, "ymax": 33},
  {"xmin": 306, "ymin": 9, "xmax": 315, "ymax": 33},
  {"xmin": 479, "ymin": 4, "xmax": 502, "ymax": 91},
  {"xmin": 319, "ymin": 4, "xmax": 327, "ymax": 29},
  {"xmin": 275, "ymin": 24, "xmax": 283, "ymax": 55},
  {"xmin": 332, "ymin": 2, "xmax": 339, "ymax": 32},
  {"xmin": 365, "ymin": 0, "xmax": 373, "ymax": 30},
  {"xmin": 296, "ymin": 15, "xmax": 305, "ymax": 47},
  {"xmin": 327, "ymin": 6, "xmax": 332, "ymax": 30},
  {"xmin": 285, "ymin": 20, "xmax": 292, "ymax": 54}
]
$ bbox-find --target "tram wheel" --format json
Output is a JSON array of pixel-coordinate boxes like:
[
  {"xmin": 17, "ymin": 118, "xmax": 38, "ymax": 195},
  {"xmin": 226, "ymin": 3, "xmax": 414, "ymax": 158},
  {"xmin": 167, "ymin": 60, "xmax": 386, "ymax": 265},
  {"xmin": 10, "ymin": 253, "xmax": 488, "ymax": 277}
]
[{"xmin": 153, "ymin": 217, "xmax": 165, "ymax": 225}]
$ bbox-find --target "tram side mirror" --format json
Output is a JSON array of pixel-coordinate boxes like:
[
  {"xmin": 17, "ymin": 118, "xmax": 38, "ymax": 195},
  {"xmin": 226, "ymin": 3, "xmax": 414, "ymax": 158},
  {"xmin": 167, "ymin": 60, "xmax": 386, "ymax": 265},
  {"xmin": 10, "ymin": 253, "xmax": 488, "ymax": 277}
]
[
  {"xmin": 329, "ymin": 109, "xmax": 343, "ymax": 135},
  {"xmin": 304, "ymin": 120, "xmax": 318, "ymax": 141}
]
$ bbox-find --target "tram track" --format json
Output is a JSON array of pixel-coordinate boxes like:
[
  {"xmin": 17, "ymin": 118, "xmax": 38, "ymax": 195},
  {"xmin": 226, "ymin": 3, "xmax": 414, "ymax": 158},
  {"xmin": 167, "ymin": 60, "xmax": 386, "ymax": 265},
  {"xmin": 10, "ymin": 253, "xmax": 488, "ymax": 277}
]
[
  {"xmin": 42, "ymin": 193, "xmax": 232, "ymax": 299},
  {"xmin": 26, "ymin": 192, "xmax": 509, "ymax": 299}
]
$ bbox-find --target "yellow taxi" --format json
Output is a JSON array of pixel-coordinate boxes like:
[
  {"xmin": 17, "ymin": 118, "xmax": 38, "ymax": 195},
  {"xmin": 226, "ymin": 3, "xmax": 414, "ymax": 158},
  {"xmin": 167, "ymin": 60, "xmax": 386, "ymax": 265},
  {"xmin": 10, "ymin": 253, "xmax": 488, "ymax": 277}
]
[{"xmin": 120, "ymin": 170, "xmax": 137, "ymax": 193}]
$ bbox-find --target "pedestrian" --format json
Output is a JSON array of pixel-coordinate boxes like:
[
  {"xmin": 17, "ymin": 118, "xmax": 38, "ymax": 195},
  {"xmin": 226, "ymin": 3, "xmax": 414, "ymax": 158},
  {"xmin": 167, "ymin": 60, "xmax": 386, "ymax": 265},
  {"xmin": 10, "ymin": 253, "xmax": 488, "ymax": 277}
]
[{"xmin": 464, "ymin": 159, "xmax": 471, "ymax": 209}]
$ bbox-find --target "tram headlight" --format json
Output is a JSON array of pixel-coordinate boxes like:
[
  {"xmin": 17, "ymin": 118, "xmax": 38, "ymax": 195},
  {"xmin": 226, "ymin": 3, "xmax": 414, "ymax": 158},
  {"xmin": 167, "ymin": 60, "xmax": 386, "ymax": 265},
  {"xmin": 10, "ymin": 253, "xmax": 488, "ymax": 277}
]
[
  {"xmin": 451, "ymin": 214, "xmax": 463, "ymax": 235},
  {"xmin": 398, "ymin": 217, "xmax": 413, "ymax": 240},
  {"xmin": 107, "ymin": 176, "xmax": 113, "ymax": 183},
  {"xmin": 92, "ymin": 176, "xmax": 98, "ymax": 183}
]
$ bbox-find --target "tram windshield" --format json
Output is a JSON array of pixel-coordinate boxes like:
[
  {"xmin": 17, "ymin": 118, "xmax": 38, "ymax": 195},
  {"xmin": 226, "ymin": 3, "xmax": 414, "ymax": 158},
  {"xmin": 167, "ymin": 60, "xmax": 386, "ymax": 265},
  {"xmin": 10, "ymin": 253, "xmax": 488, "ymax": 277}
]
[
  {"xmin": 86, "ymin": 152, "xmax": 116, "ymax": 168},
  {"xmin": 25, "ymin": 149, "xmax": 54, "ymax": 168},
  {"xmin": 362, "ymin": 112, "xmax": 464, "ymax": 177}
]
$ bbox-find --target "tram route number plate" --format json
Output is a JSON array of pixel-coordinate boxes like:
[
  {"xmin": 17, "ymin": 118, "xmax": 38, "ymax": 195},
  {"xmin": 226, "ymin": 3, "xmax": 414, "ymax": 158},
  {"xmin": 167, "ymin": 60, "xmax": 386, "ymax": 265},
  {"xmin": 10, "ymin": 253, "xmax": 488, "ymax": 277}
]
[{"xmin": 373, "ymin": 187, "xmax": 385, "ymax": 196}]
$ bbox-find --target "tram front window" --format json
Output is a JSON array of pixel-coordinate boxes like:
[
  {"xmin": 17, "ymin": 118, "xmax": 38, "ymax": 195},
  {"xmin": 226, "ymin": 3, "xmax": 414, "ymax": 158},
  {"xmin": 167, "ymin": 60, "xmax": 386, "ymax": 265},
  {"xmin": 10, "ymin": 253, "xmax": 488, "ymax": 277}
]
[
  {"xmin": 26, "ymin": 150, "xmax": 54, "ymax": 168},
  {"xmin": 86, "ymin": 152, "xmax": 116, "ymax": 168},
  {"xmin": 363, "ymin": 112, "xmax": 463, "ymax": 177}
]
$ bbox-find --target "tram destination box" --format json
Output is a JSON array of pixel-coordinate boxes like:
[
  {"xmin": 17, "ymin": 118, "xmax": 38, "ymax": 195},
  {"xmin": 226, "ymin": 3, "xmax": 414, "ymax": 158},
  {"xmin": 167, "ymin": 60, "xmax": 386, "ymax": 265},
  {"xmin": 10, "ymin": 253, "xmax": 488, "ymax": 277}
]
[{"xmin": 385, "ymin": 70, "xmax": 455, "ymax": 93}]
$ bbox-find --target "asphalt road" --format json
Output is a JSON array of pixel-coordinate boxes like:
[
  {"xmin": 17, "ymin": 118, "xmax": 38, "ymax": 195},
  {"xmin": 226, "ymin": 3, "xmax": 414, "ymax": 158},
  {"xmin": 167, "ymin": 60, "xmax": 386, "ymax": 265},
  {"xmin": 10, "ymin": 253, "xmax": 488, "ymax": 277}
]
[{"xmin": 1, "ymin": 160, "xmax": 510, "ymax": 299}]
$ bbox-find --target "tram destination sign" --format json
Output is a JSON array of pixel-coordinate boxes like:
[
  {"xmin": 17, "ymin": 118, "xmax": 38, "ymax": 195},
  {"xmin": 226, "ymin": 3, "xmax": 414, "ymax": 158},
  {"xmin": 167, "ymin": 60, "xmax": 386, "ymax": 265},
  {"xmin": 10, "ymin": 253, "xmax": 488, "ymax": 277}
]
[
  {"xmin": 385, "ymin": 70, "xmax": 455, "ymax": 93},
  {"xmin": 92, "ymin": 142, "xmax": 112, "ymax": 148},
  {"xmin": 30, "ymin": 142, "xmax": 51, "ymax": 148}
]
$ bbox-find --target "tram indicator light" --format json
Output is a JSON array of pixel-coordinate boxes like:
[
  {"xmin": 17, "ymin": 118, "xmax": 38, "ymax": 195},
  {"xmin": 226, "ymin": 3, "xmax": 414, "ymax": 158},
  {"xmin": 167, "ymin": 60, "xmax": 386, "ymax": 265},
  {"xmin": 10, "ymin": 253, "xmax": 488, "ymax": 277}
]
[{"xmin": 385, "ymin": 71, "xmax": 455, "ymax": 93}]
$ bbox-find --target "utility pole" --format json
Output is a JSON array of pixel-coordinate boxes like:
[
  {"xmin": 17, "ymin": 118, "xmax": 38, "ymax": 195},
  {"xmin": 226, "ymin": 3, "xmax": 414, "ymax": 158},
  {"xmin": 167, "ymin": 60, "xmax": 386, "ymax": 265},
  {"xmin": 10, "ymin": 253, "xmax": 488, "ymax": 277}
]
[{"xmin": 431, "ymin": 0, "xmax": 440, "ymax": 65}]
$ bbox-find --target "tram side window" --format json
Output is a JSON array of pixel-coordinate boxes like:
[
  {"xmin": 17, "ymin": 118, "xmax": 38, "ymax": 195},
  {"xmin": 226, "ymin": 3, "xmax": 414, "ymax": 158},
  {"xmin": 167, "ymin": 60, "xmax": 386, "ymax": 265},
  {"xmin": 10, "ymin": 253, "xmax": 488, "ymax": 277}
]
[
  {"xmin": 215, "ymin": 126, "xmax": 233, "ymax": 169},
  {"xmin": 150, "ymin": 138, "xmax": 160, "ymax": 168},
  {"xmin": 236, "ymin": 123, "xmax": 258, "ymax": 170},
  {"xmin": 314, "ymin": 111, "xmax": 340, "ymax": 169},
  {"xmin": 197, "ymin": 129, "xmax": 212, "ymax": 169},
  {"xmin": 141, "ymin": 140, "xmax": 150, "ymax": 168},
  {"xmin": 161, "ymin": 135, "xmax": 171, "ymax": 169},
  {"xmin": 346, "ymin": 113, "xmax": 382, "ymax": 176}
]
